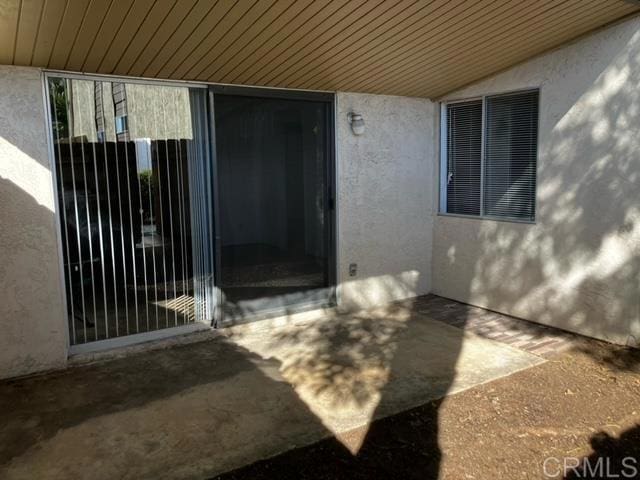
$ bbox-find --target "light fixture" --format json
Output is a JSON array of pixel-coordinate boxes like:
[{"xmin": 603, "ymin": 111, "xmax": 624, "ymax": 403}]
[{"xmin": 347, "ymin": 112, "xmax": 365, "ymax": 135}]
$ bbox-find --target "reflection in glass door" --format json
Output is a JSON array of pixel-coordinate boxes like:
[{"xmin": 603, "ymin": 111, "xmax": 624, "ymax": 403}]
[
  {"xmin": 47, "ymin": 77, "xmax": 214, "ymax": 346},
  {"xmin": 213, "ymin": 90, "xmax": 335, "ymax": 321}
]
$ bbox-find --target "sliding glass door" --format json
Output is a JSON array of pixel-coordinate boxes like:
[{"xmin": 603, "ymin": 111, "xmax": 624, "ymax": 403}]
[
  {"xmin": 48, "ymin": 77, "xmax": 334, "ymax": 343},
  {"xmin": 212, "ymin": 88, "xmax": 335, "ymax": 321},
  {"xmin": 47, "ymin": 76, "xmax": 214, "ymax": 345}
]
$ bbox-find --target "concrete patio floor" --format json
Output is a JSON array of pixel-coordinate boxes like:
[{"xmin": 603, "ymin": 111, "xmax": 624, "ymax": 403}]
[{"xmin": 0, "ymin": 296, "xmax": 543, "ymax": 480}]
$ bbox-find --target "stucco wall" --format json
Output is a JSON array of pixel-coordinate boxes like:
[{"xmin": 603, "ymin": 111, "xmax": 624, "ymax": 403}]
[
  {"xmin": 0, "ymin": 66, "xmax": 68, "ymax": 378},
  {"xmin": 9, "ymin": 15, "xmax": 639, "ymax": 378},
  {"xmin": 336, "ymin": 92, "xmax": 436, "ymax": 310},
  {"xmin": 0, "ymin": 73, "xmax": 437, "ymax": 378},
  {"xmin": 433, "ymin": 17, "xmax": 640, "ymax": 346}
]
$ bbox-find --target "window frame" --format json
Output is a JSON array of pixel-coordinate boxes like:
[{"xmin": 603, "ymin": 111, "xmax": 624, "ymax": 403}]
[
  {"xmin": 114, "ymin": 114, "xmax": 128, "ymax": 134},
  {"xmin": 438, "ymin": 88, "xmax": 540, "ymax": 224}
]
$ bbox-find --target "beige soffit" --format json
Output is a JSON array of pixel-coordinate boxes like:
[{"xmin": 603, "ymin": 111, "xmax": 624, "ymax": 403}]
[{"xmin": 1, "ymin": 0, "xmax": 639, "ymax": 99}]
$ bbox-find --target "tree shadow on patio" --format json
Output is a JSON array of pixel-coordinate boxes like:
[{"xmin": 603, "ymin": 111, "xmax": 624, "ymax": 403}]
[
  {"xmin": 214, "ymin": 295, "xmax": 481, "ymax": 480},
  {"xmin": 0, "ymin": 333, "xmax": 333, "ymax": 478}
]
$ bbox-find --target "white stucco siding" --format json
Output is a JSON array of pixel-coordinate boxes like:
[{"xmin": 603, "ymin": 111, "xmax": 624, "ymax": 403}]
[
  {"xmin": 336, "ymin": 92, "xmax": 437, "ymax": 310},
  {"xmin": 433, "ymin": 16, "xmax": 640, "ymax": 346},
  {"xmin": 2, "ymin": 13, "xmax": 638, "ymax": 380},
  {"xmin": 0, "ymin": 72, "xmax": 438, "ymax": 378},
  {"xmin": 0, "ymin": 66, "xmax": 68, "ymax": 378}
]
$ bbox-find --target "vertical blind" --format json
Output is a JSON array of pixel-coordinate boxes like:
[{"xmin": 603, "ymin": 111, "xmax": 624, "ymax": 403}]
[
  {"xmin": 187, "ymin": 89, "xmax": 216, "ymax": 326},
  {"xmin": 48, "ymin": 77, "xmax": 212, "ymax": 345},
  {"xmin": 444, "ymin": 90, "xmax": 538, "ymax": 221}
]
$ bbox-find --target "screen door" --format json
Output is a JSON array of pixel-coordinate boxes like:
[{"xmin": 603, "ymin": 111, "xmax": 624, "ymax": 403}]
[{"xmin": 212, "ymin": 88, "xmax": 335, "ymax": 321}]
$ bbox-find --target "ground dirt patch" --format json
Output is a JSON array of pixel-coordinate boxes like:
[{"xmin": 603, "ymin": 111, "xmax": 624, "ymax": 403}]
[{"xmin": 216, "ymin": 340, "xmax": 640, "ymax": 479}]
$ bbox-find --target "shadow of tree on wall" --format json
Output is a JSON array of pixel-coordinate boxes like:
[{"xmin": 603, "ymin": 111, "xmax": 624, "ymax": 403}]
[
  {"xmin": 430, "ymin": 23, "xmax": 640, "ymax": 479},
  {"xmin": 436, "ymin": 19, "xmax": 640, "ymax": 351}
]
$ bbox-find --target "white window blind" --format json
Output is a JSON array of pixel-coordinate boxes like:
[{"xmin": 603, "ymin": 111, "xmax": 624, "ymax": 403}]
[{"xmin": 442, "ymin": 90, "xmax": 538, "ymax": 221}]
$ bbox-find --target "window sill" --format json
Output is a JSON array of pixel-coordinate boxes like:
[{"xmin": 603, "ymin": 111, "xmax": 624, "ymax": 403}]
[{"xmin": 436, "ymin": 212, "xmax": 536, "ymax": 225}]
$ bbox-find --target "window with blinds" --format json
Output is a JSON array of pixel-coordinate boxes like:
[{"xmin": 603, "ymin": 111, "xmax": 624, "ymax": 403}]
[
  {"xmin": 442, "ymin": 90, "xmax": 538, "ymax": 222},
  {"xmin": 446, "ymin": 100, "xmax": 482, "ymax": 216}
]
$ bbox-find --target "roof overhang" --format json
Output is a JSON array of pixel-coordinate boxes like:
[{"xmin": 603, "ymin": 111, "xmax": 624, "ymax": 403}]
[{"xmin": 1, "ymin": 0, "xmax": 639, "ymax": 99}]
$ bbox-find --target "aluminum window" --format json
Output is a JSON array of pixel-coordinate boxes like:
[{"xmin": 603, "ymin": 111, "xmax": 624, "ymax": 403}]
[{"xmin": 440, "ymin": 90, "xmax": 539, "ymax": 222}]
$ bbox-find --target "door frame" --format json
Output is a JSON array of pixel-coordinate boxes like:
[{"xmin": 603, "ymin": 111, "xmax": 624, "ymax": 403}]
[
  {"xmin": 208, "ymin": 85, "xmax": 337, "ymax": 325},
  {"xmin": 43, "ymin": 69, "xmax": 338, "ymax": 353},
  {"xmin": 42, "ymin": 71, "xmax": 214, "ymax": 354}
]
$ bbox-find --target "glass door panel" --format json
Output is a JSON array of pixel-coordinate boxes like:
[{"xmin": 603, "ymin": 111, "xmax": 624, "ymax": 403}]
[
  {"xmin": 213, "ymin": 92, "xmax": 334, "ymax": 320},
  {"xmin": 47, "ymin": 77, "xmax": 213, "ymax": 345}
]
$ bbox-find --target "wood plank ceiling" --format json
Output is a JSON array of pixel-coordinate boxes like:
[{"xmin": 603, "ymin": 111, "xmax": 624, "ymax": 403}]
[{"xmin": 0, "ymin": 0, "xmax": 638, "ymax": 99}]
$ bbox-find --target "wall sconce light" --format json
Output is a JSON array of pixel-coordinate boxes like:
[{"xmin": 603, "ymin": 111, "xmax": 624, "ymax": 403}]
[{"xmin": 347, "ymin": 112, "xmax": 365, "ymax": 136}]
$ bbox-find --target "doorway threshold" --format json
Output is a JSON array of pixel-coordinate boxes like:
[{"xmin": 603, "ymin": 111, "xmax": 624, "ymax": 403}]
[
  {"xmin": 219, "ymin": 298, "xmax": 336, "ymax": 328},
  {"xmin": 69, "ymin": 323, "xmax": 213, "ymax": 358}
]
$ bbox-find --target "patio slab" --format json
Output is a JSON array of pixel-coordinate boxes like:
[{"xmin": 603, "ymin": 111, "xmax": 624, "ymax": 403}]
[{"xmin": 0, "ymin": 297, "xmax": 543, "ymax": 480}]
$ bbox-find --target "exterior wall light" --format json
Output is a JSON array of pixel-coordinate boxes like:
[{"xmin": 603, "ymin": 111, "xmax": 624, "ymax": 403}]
[{"xmin": 347, "ymin": 112, "xmax": 365, "ymax": 135}]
